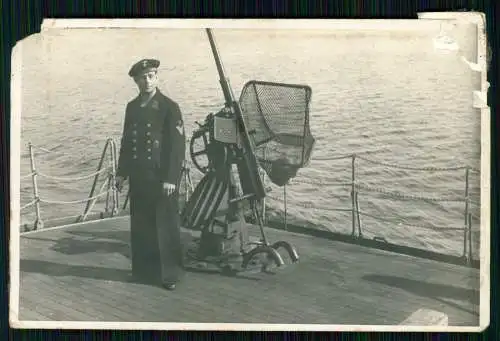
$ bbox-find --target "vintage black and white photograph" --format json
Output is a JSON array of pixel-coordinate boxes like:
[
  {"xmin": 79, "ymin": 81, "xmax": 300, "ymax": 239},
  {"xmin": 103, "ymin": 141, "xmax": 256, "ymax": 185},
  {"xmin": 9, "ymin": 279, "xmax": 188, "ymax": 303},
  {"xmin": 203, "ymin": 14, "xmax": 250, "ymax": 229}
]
[{"xmin": 10, "ymin": 16, "xmax": 489, "ymax": 331}]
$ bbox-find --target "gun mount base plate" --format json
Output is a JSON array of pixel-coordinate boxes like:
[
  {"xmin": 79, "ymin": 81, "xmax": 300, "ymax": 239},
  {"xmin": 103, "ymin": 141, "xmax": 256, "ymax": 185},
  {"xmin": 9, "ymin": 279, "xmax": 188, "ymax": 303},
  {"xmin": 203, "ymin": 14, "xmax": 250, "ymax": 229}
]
[{"xmin": 182, "ymin": 232, "xmax": 299, "ymax": 276}]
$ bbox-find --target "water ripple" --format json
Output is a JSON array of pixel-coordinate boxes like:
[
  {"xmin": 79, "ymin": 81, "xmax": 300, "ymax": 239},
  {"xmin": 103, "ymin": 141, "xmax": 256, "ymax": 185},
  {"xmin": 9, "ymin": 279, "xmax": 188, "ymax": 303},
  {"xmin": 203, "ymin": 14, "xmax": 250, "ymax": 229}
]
[{"xmin": 18, "ymin": 29, "xmax": 481, "ymax": 258}]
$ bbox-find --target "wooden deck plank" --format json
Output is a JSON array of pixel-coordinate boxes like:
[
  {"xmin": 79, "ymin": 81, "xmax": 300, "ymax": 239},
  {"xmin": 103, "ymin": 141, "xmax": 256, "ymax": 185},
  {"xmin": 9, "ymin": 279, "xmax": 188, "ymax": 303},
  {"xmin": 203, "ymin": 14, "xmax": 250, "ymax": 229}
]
[
  {"xmin": 18, "ymin": 217, "xmax": 480, "ymax": 325},
  {"xmin": 400, "ymin": 308, "xmax": 448, "ymax": 326},
  {"xmin": 19, "ymin": 274, "xmax": 95, "ymax": 321}
]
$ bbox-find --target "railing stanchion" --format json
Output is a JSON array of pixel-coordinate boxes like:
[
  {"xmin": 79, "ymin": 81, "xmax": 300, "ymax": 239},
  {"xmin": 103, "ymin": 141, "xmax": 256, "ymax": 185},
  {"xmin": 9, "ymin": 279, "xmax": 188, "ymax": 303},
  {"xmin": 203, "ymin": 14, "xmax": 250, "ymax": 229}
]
[
  {"xmin": 355, "ymin": 191, "xmax": 363, "ymax": 238},
  {"xmin": 183, "ymin": 160, "xmax": 189, "ymax": 206},
  {"xmin": 105, "ymin": 174, "xmax": 111, "ymax": 213},
  {"xmin": 187, "ymin": 164, "xmax": 194, "ymax": 193},
  {"xmin": 113, "ymin": 140, "xmax": 120, "ymax": 213},
  {"xmin": 463, "ymin": 166, "xmax": 470, "ymax": 261},
  {"xmin": 261, "ymin": 149, "xmax": 267, "ymax": 225},
  {"xmin": 82, "ymin": 177, "xmax": 111, "ymax": 221},
  {"xmin": 468, "ymin": 213, "xmax": 473, "ymax": 265},
  {"xmin": 351, "ymin": 154, "xmax": 356, "ymax": 237},
  {"xmin": 28, "ymin": 143, "xmax": 43, "ymax": 230},
  {"xmin": 123, "ymin": 190, "xmax": 130, "ymax": 211},
  {"xmin": 283, "ymin": 183, "xmax": 288, "ymax": 231},
  {"xmin": 179, "ymin": 160, "xmax": 193, "ymax": 211},
  {"xmin": 259, "ymin": 167, "xmax": 266, "ymax": 225},
  {"xmin": 109, "ymin": 139, "xmax": 119, "ymax": 215},
  {"xmin": 81, "ymin": 139, "xmax": 110, "ymax": 221}
]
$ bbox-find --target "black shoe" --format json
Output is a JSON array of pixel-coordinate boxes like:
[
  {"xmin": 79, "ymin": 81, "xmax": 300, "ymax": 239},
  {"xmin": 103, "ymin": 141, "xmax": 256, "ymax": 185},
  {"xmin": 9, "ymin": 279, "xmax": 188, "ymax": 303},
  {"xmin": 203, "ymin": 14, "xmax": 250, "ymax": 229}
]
[{"xmin": 163, "ymin": 283, "xmax": 176, "ymax": 290}]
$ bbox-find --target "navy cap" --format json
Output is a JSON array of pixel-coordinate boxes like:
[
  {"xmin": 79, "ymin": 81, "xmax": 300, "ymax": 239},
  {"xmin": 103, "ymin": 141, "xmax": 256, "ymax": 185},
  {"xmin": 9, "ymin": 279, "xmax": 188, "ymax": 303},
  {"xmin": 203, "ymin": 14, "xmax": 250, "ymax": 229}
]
[{"xmin": 128, "ymin": 58, "xmax": 160, "ymax": 78}]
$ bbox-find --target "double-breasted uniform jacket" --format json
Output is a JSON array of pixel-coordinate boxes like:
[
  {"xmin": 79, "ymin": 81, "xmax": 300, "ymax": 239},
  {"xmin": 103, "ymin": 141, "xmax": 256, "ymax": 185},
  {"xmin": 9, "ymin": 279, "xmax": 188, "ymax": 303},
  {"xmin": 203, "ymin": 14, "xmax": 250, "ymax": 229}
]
[
  {"xmin": 117, "ymin": 89, "xmax": 186, "ymax": 186},
  {"xmin": 116, "ymin": 88, "xmax": 186, "ymax": 283}
]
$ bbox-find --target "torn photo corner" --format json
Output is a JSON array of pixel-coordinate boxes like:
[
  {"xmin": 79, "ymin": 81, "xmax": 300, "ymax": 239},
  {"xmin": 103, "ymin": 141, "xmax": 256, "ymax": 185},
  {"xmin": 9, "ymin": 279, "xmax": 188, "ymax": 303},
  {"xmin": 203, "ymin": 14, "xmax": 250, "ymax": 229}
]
[{"xmin": 9, "ymin": 14, "xmax": 490, "ymax": 332}]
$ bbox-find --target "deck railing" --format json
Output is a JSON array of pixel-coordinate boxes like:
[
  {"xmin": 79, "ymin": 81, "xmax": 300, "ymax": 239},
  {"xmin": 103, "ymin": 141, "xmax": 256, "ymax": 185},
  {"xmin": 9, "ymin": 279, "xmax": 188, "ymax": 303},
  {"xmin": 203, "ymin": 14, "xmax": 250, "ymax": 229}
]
[
  {"xmin": 19, "ymin": 139, "xmax": 481, "ymax": 265},
  {"xmin": 20, "ymin": 138, "xmax": 120, "ymax": 230},
  {"xmin": 265, "ymin": 153, "xmax": 480, "ymax": 265}
]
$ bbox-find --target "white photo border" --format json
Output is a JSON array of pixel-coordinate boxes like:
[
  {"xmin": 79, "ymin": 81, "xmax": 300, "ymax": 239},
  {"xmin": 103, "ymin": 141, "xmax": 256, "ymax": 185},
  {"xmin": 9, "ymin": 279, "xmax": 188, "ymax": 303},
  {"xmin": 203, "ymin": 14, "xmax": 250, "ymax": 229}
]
[{"xmin": 9, "ymin": 14, "xmax": 491, "ymax": 332}]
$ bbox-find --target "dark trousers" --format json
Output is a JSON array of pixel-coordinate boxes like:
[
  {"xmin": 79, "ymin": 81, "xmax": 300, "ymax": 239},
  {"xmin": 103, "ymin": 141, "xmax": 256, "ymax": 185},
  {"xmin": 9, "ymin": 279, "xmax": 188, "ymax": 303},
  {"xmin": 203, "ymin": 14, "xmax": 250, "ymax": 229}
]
[{"xmin": 129, "ymin": 175, "xmax": 183, "ymax": 284}]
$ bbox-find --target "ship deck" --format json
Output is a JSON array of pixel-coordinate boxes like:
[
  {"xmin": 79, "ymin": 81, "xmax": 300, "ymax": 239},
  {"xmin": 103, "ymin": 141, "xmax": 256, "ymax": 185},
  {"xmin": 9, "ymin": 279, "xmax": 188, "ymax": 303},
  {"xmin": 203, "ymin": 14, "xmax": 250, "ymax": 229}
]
[{"xmin": 17, "ymin": 216, "xmax": 479, "ymax": 326}]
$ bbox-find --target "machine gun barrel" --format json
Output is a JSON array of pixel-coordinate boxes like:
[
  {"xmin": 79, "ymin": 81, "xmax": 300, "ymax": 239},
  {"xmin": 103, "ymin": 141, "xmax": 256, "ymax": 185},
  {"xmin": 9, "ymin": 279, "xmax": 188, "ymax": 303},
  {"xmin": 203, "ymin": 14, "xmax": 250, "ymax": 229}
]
[
  {"xmin": 205, "ymin": 28, "xmax": 235, "ymax": 106},
  {"xmin": 205, "ymin": 28, "xmax": 266, "ymax": 200}
]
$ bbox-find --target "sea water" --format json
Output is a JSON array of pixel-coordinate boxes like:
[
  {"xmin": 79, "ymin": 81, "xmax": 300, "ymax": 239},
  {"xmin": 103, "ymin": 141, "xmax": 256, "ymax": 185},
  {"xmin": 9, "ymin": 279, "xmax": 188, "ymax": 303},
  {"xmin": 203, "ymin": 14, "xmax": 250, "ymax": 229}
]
[{"xmin": 18, "ymin": 26, "xmax": 482, "ymax": 258}]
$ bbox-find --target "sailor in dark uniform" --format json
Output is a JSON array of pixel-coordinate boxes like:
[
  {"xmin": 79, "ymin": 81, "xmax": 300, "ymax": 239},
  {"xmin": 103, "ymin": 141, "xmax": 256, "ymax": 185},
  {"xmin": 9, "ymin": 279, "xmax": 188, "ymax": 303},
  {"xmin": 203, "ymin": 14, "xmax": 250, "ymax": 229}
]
[{"xmin": 115, "ymin": 58, "xmax": 186, "ymax": 290}]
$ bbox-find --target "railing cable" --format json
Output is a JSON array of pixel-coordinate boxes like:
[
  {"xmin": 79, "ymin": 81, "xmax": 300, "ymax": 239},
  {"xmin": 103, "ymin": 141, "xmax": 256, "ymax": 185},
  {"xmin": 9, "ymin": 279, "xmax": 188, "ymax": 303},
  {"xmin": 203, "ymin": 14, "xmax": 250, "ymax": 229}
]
[
  {"xmin": 20, "ymin": 199, "xmax": 38, "ymax": 211},
  {"xmin": 31, "ymin": 145, "xmax": 101, "ymax": 158},
  {"xmin": 354, "ymin": 182, "xmax": 466, "ymax": 203},
  {"xmin": 20, "ymin": 137, "xmax": 481, "ymax": 265},
  {"xmin": 39, "ymin": 191, "xmax": 109, "ymax": 205},
  {"xmin": 36, "ymin": 167, "xmax": 110, "ymax": 182},
  {"xmin": 266, "ymin": 195, "xmax": 467, "ymax": 232},
  {"xmin": 356, "ymin": 155, "xmax": 471, "ymax": 172},
  {"xmin": 20, "ymin": 172, "xmax": 35, "ymax": 180}
]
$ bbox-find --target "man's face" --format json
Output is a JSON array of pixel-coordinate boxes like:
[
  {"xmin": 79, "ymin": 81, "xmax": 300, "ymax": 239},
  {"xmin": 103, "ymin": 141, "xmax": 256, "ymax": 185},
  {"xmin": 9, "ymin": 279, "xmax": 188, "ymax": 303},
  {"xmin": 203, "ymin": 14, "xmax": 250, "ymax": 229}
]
[{"xmin": 134, "ymin": 70, "xmax": 158, "ymax": 94}]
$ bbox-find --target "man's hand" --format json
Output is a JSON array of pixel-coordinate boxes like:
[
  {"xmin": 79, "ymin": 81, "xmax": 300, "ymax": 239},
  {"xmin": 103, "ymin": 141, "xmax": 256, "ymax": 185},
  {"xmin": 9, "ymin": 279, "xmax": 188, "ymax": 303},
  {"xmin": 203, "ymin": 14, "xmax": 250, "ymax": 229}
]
[
  {"xmin": 163, "ymin": 182, "xmax": 176, "ymax": 196},
  {"xmin": 115, "ymin": 176, "xmax": 125, "ymax": 192}
]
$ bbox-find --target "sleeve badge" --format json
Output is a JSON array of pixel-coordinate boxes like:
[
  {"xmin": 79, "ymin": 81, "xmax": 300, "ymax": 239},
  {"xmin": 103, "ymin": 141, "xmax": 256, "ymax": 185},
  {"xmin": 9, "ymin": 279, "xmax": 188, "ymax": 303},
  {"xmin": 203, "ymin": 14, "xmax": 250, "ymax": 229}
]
[{"xmin": 176, "ymin": 119, "xmax": 184, "ymax": 135}]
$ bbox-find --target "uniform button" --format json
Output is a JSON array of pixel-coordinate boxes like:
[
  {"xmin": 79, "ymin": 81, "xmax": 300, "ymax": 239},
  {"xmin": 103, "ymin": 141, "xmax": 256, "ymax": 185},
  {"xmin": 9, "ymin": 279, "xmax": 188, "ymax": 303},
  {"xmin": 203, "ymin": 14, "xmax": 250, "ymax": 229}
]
[
  {"xmin": 132, "ymin": 147, "xmax": 136, "ymax": 151},
  {"xmin": 147, "ymin": 148, "xmax": 151, "ymax": 152},
  {"xmin": 147, "ymin": 156, "xmax": 151, "ymax": 160},
  {"xmin": 132, "ymin": 130, "xmax": 137, "ymax": 135},
  {"xmin": 147, "ymin": 140, "xmax": 151, "ymax": 144},
  {"xmin": 146, "ymin": 132, "xmax": 151, "ymax": 136},
  {"xmin": 133, "ymin": 123, "xmax": 137, "ymax": 127},
  {"xmin": 132, "ymin": 139, "xmax": 136, "ymax": 143},
  {"xmin": 133, "ymin": 155, "xmax": 137, "ymax": 159},
  {"xmin": 147, "ymin": 123, "xmax": 151, "ymax": 127}
]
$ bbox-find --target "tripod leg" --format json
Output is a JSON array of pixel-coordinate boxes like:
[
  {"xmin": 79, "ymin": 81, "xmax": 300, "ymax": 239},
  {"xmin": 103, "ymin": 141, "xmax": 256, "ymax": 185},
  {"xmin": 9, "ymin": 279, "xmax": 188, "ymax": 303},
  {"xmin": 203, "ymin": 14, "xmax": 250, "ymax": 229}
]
[
  {"xmin": 240, "ymin": 199, "xmax": 284, "ymax": 270},
  {"xmin": 251, "ymin": 200, "xmax": 268, "ymax": 246},
  {"xmin": 251, "ymin": 198, "xmax": 299, "ymax": 264}
]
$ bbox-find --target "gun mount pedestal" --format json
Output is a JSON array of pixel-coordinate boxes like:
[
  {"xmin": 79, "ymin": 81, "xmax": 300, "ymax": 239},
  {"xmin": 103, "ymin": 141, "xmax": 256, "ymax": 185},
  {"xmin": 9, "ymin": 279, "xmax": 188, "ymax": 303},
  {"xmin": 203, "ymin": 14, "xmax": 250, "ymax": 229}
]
[
  {"xmin": 182, "ymin": 28, "xmax": 314, "ymax": 276},
  {"xmin": 183, "ymin": 109, "xmax": 299, "ymax": 275}
]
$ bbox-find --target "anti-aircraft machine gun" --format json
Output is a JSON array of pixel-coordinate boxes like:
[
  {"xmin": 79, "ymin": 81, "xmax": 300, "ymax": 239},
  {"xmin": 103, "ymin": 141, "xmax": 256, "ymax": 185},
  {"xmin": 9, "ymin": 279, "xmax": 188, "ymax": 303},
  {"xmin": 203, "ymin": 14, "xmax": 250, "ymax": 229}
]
[{"xmin": 182, "ymin": 28, "xmax": 316, "ymax": 274}]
